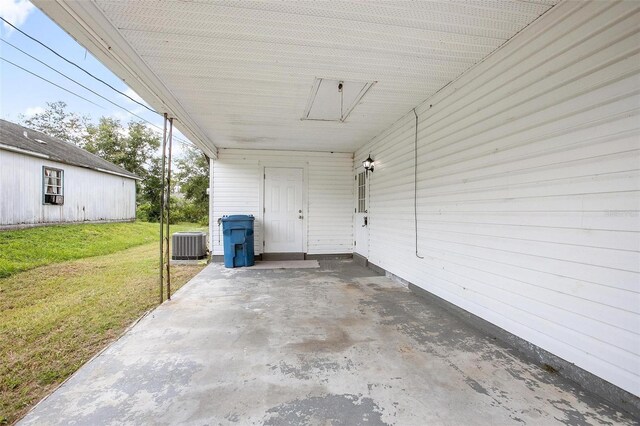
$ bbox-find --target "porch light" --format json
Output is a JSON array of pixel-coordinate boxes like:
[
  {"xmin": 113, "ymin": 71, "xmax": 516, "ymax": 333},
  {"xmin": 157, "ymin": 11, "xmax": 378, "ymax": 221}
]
[{"xmin": 363, "ymin": 155, "xmax": 374, "ymax": 172}]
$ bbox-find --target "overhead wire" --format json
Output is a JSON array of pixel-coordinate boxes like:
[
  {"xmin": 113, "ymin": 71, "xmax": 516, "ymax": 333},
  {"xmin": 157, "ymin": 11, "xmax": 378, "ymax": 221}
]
[
  {"xmin": 1, "ymin": 57, "xmax": 104, "ymax": 109},
  {"xmin": 2, "ymin": 38, "xmax": 163, "ymax": 129},
  {"xmin": 1, "ymin": 17, "xmax": 199, "ymax": 149},
  {"xmin": 0, "ymin": 46, "xmax": 197, "ymax": 149},
  {"xmin": 0, "ymin": 16, "xmax": 158, "ymax": 114}
]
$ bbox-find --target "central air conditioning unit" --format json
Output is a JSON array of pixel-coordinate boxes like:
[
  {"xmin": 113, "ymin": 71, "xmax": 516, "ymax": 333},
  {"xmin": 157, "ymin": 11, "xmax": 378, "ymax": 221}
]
[{"xmin": 172, "ymin": 232, "xmax": 208, "ymax": 260}]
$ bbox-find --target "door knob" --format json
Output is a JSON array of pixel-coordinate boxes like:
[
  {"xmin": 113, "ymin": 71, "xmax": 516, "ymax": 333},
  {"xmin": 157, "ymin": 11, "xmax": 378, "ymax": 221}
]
[{"xmin": 299, "ymin": 215, "xmax": 304, "ymax": 219}]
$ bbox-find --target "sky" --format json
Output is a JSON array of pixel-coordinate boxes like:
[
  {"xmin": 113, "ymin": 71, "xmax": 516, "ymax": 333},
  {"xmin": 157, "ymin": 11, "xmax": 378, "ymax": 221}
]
[{"xmin": 0, "ymin": 0, "xmax": 190, "ymax": 155}]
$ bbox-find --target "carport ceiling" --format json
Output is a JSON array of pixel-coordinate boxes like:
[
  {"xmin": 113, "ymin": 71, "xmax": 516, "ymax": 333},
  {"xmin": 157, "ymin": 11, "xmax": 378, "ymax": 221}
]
[{"xmin": 35, "ymin": 0, "xmax": 558, "ymax": 153}]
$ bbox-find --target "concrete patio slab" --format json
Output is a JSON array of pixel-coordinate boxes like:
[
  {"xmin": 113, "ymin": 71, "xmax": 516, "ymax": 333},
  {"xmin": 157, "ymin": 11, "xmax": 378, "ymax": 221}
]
[{"xmin": 20, "ymin": 260, "xmax": 636, "ymax": 425}]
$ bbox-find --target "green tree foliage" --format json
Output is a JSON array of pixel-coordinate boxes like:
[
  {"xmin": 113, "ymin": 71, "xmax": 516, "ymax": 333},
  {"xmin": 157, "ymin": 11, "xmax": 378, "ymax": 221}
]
[
  {"xmin": 175, "ymin": 146, "xmax": 210, "ymax": 225},
  {"xmin": 83, "ymin": 117, "xmax": 163, "ymax": 222},
  {"xmin": 83, "ymin": 118, "xmax": 160, "ymax": 179},
  {"xmin": 137, "ymin": 156, "xmax": 164, "ymax": 222},
  {"xmin": 20, "ymin": 101, "xmax": 89, "ymax": 146}
]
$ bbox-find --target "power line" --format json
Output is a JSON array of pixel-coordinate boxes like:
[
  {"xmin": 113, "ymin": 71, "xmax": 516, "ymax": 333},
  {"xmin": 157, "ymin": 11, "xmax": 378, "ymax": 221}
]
[
  {"xmin": 1, "ymin": 38, "xmax": 159, "ymax": 129},
  {"xmin": 0, "ymin": 17, "xmax": 199, "ymax": 149},
  {"xmin": 1, "ymin": 57, "xmax": 104, "ymax": 109},
  {"xmin": 0, "ymin": 16, "xmax": 158, "ymax": 114},
  {"xmin": 1, "ymin": 54, "xmax": 196, "ymax": 149}
]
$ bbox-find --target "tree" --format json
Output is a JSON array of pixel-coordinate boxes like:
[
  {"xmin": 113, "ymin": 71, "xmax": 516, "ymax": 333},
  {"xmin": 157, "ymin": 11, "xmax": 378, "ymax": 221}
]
[
  {"xmin": 138, "ymin": 156, "xmax": 164, "ymax": 222},
  {"xmin": 125, "ymin": 122, "xmax": 161, "ymax": 178},
  {"xmin": 83, "ymin": 117, "xmax": 123, "ymax": 160},
  {"xmin": 19, "ymin": 101, "xmax": 89, "ymax": 146},
  {"xmin": 83, "ymin": 118, "xmax": 160, "ymax": 179},
  {"xmin": 82, "ymin": 117, "xmax": 164, "ymax": 221},
  {"xmin": 175, "ymin": 146, "xmax": 209, "ymax": 224}
]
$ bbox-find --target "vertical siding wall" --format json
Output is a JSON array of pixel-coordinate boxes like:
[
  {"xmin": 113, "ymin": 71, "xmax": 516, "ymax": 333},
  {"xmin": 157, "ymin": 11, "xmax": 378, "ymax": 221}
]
[
  {"xmin": 0, "ymin": 151, "xmax": 136, "ymax": 227},
  {"xmin": 356, "ymin": 0, "xmax": 640, "ymax": 395},
  {"xmin": 210, "ymin": 149, "xmax": 353, "ymax": 255}
]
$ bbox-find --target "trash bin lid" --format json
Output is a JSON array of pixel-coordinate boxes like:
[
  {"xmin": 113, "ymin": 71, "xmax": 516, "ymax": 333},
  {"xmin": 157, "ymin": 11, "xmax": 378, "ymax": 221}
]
[{"xmin": 221, "ymin": 214, "xmax": 255, "ymax": 221}]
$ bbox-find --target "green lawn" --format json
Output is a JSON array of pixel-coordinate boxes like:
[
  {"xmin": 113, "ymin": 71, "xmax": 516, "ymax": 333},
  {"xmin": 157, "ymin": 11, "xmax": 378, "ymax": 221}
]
[
  {"xmin": 0, "ymin": 222, "xmax": 207, "ymax": 424},
  {"xmin": 0, "ymin": 221, "xmax": 201, "ymax": 278}
]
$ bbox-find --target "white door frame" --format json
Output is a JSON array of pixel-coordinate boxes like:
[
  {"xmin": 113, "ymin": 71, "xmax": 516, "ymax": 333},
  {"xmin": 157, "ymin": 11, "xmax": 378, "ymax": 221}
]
[{"xmin": 259, "ymin": 161, "xmax": 308, "ymax": 254}]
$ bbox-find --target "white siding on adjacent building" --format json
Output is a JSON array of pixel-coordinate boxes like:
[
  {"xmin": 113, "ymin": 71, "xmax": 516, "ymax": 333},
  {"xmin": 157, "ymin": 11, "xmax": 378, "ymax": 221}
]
[
  {"xmin": 0, "ymin": 150, "xmax": 136, "ymax": 227},
  {"xmin": 355, "ymin": 0, "xmax": 640, "ymax": 395},
  {"xmin": 210, "ymin": 149, "xmax": 353, "ymax": 256}
]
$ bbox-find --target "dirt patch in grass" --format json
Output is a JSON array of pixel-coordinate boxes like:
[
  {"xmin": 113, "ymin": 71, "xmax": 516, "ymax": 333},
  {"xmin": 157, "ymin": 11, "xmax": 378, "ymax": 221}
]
[{"xmin": 0, "ymin": 242, "xmax": 205, "ymax": 424}]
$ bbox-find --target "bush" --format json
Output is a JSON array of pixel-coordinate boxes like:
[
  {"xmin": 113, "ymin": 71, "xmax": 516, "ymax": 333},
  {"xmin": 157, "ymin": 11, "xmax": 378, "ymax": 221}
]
[
  {"xmin": 137, "ymin": 197, "xmax": 208, "ymax": 225},
  {"xmin": 136, "ymin": 202, "xmax": 155, "ymax": 222},
  {"xmin": 169, "ymin": 196, "xmax": 207, "ymax": 225}
]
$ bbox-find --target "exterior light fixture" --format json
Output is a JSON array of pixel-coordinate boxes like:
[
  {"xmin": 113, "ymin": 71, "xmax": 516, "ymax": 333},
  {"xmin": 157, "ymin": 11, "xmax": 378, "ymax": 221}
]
[{"xmin": 363, "ymin": 155, "xmax": 374, "ymax": 173}]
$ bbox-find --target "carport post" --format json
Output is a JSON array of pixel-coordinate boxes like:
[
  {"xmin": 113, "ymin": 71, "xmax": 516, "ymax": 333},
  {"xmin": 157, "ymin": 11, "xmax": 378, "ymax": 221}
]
[
  {"xmin": 165, "ymin": 118, "xmax": 174, "ymax": 300},
  {"xmin": 159, "ymin": 113, "xmax": 168, "ymax": 303}
]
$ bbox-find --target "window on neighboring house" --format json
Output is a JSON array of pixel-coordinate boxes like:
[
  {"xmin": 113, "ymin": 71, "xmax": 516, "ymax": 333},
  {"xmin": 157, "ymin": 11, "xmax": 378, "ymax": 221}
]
[
  {"xmin": 357, "ymin": 171, "xmax": 366, "ymax": 213},
  {"xmin": 43, "ymin": 167, "xmax": 64, "ymax": 205}
]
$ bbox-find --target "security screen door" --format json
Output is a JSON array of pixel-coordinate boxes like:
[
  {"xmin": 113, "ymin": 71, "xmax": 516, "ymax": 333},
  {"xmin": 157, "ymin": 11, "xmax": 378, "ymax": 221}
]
[
  {"xmin": 264, "ymin": 167, "xmax": 304, "ymax": 253},
  {"xmin": 354, "ymin": 168, "xmax": 369, "ymax": 258}
]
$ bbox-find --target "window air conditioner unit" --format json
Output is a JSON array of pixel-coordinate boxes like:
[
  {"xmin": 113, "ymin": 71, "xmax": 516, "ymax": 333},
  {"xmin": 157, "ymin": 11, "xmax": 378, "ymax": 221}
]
[{"xmin": 45, "ymin": 195, "xmax": 64, "ymax": 205}]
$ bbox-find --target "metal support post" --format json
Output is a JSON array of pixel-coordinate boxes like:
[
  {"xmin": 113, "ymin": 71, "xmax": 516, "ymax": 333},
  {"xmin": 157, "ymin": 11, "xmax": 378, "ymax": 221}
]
[
  {"xmin": 165, "ymin": 118, "xmax": 173, "ymax": 300},
  {"xmin": 159, "ymin": 113, "xmax": 168, "ymax": 303}
]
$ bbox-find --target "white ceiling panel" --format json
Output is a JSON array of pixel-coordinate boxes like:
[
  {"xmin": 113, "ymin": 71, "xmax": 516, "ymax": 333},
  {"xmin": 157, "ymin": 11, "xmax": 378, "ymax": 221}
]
[{"xmin": 40, "ymin": 0, "xmax": 560, "ymax": 153}]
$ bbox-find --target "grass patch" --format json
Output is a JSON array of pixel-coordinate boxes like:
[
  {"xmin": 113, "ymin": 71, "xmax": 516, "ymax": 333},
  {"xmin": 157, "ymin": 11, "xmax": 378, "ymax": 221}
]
[
  {"xmin": 0, "ymin": 223, "xmax": 207, "ymax": 424},
  {"xmin": 0, "ymin": 221, "xmax": 200, "ymax": 278}
]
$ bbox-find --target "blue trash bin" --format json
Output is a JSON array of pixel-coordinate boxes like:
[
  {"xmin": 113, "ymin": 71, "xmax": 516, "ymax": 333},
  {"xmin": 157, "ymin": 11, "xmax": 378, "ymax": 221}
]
[{"xmin": 221, "ymin": 215, "xmax": 255, "ymax": 268}]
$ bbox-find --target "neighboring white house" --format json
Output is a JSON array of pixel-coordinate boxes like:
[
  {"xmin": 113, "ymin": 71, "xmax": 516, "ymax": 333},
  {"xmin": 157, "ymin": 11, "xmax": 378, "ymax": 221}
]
[
  {"xmin": 0, "ymin": 119, "xmax": 139, "ymax": 229},
  {"xmin": 31, "ymin": 0, "xmax": 640, "ymax": 411}
]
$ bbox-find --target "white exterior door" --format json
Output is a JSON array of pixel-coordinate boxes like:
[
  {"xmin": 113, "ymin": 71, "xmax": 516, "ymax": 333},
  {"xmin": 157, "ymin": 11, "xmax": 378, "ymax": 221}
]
[
  {"xmin": 264, "ymin": 167, "xmax": 304, "ymax": 253},
  {"xmin": 354, "ymin": 169, "xmax": 369, "ymax": 258}
]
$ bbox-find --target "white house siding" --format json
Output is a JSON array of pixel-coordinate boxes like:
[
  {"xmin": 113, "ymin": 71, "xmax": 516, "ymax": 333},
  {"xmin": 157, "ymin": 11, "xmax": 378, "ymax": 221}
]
[
  {"xmin": 210, "ymin": 149, "xmax": 353, "ymax": 256},
  {"xmin": 355, "ymin": 1, "xmax": 640, "ymax": 396},
  {"xmin": 0, "ymin": 150, "xmax": 136, "ymax": 227}
]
